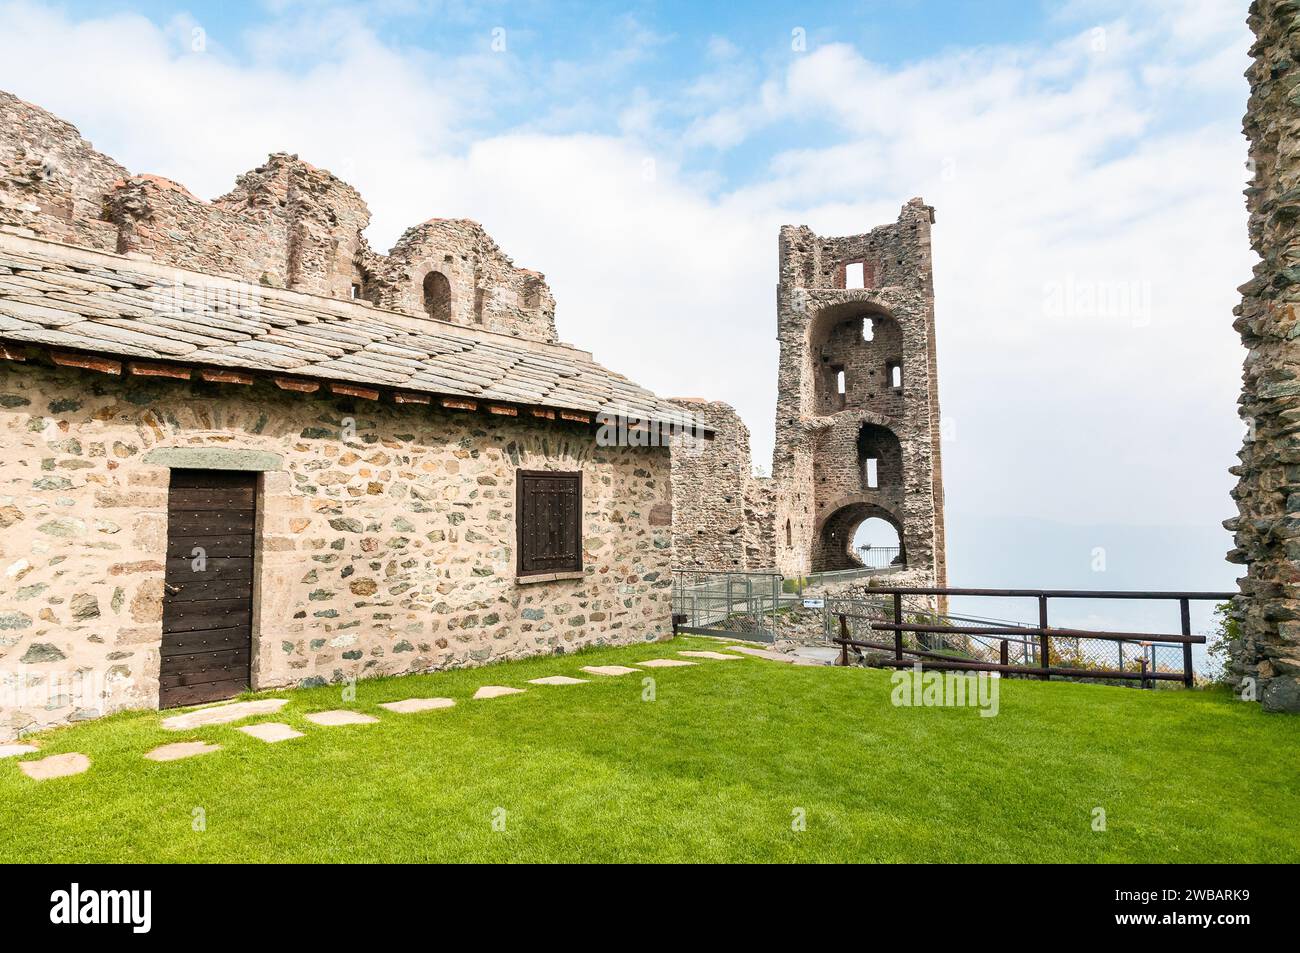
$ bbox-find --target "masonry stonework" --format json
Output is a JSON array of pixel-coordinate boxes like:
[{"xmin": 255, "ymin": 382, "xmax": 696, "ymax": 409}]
[
  {"xmin": 1227, "ymin": 0, "xmax": 1300, "ymax": 712},
  {"xmin": 0, "ymin": 90, "xmax": 557, "ymax": 343},
  {"xmin": 668, "ymin": 398, "xmax": 774, "ymax": 570},
  {"xmin": 670, "ymin": 200, "xmax": 947, "ymax": 595},
  {"xmin": 0, "ymin": 358, "xmax": 672, "ymax": 739},
  {"xmin": 0, "ymin": 91, "xmax": 684, "ymax": 738}
]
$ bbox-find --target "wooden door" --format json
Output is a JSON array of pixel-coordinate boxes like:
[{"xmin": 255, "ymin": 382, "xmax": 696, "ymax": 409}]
[{"xmin": 160, "ymin": 469, "xmax": 257, "ymax": 708}]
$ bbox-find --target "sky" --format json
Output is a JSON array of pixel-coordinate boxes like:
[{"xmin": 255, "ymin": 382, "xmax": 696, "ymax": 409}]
[{"xmin": 0, "ymin": 0, "xmax": 1255, "ymax": 635}]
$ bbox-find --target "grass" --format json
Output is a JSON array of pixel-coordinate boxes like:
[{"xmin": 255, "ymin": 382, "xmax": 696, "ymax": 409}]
[{"xmin": 1, "ymin": 635, "xmax": 1296, "ymax": 863}]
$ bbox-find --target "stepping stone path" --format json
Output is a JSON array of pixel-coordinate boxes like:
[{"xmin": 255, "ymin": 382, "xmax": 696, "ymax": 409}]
[
  {"xmin": 162, "ymin": 698, "xmax": 288, "ymax": 731},
  {"xmin": 0, "ymin": 744, "xmax": 38, "ymax": 759},
  {"xmin": 473, "ymin": 686, "xmax": 526, "ymax": 699},
  {"xmin": 726, "ymin": 645, "xmax": 822, "ymax": 665},
  {"xmin": 527, "ymin": 675, "xmax": 589, "ymax": 685},
  {"xmin": 379, "ymin": 697, "xmax": 456, "ymax": 713},
  {"xmin": 580, "ymin": 665, "xmax": 641, "ymax": 677},
  {"xmin": 679, "ymin": 651, "xmax": 744, "ymax": 660},
  {"xmin": 304, "ymin": 710, "xmax": 379, "ymax": 726},
  {"xmin": 638, "ymin": 658, "xmax": 697, "ymax": 668},
  {"xmin": 239, "ymin": 722, "xmax": 304, "ymax": 742},
  {"xmin": 19, "ymin": 752, "xmax": 90, "ymax": 780},
  {"xmin": 145, "ymin": 741, "xmax": 221, "ymax": 762}
]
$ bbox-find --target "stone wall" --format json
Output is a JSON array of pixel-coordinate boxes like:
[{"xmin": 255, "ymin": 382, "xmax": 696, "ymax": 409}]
[
  {"xmin": 1227, "ymin": 0, "xmax": 1300, "ymax": 712},
  {"xmin": 371, "ymin": 219, "xmax": 558, "ymax": 343},
  {"xmin": 0, "ymin": 91, "xmax": 558, "ymax": 342},
  {"xmin": 0, "ymin": 90, "xmax": 125, "ymax": 253},
  {"xmin": 0, "ymin": 357, "xmax": 672, "ymax": 739},
  {"xmin": 668, "ymin": 398, "xmax": 775, "ymax": 570}
]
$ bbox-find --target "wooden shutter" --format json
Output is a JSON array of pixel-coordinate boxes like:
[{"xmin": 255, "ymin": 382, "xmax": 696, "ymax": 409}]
[{"xmin": 516, "ymin": 470, "xmax": 583, "ymax": 576}]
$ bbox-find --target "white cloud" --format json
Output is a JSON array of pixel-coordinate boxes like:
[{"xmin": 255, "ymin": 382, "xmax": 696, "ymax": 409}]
[{"xmin": 0, "ymin": 0, "xmax": 1254, "ymax": 548}]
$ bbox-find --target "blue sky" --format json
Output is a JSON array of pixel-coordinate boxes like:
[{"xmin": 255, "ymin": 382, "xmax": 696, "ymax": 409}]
[{"xmin": 0, "ymin": 0, "xmax": 1256, "ymax": 637}]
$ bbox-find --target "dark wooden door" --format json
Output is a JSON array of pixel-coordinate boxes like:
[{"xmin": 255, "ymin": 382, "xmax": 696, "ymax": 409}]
[{"xmin": 160, "ymin": 469, "xmax": 257, "ymax": 708}]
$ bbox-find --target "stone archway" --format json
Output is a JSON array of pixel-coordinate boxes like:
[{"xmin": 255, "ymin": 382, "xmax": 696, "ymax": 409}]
[{"xmin": 813, "ymin": 497, "xmax": 905, "ymax": 572}]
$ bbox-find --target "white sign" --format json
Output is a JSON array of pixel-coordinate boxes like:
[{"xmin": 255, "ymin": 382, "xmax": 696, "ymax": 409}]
[{"xmin": 801, "ymin": 598, "xmax": 824, "ymax": 609}]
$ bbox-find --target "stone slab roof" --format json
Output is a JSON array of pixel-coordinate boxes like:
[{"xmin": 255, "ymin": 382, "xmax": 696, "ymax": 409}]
[{"xmin": 0, "ymin": 233, "xmax": 702, "ymax": 433}]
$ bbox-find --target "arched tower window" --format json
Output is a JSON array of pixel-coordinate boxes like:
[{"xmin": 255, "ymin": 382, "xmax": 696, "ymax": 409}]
[
  {"xmin": 422, "ymin": 271, "xmax": 452, "ymax": 322},
  {"xmin": 810, "ymin": 304, "xmax": 903, "ymax": 416},
  {"xmin": 785, "ymin": 519, "xmax": 792, "ymax": 548}
]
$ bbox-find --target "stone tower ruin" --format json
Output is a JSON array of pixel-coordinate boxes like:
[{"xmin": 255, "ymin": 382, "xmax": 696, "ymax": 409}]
[
  {"xmin": 1226, "ymin": 0, "xmax": 1300, "ymax": 712},
  {"xmin": 771, "ymin": 198, "xmax": 947, "ymax": 585}
]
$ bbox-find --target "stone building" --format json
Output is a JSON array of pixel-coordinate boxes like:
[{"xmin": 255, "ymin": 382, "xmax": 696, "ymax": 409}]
[
  {"xmin": 1227, "ymin": 0, "xmax": 1300, "ymax": 712},
  {"xmin": 671, "ymin": 200, "xmax": 947, "ymax": 592},
  {"xmin": 0, "ymin": 92, "xmax": 696, "ymax": 739}
]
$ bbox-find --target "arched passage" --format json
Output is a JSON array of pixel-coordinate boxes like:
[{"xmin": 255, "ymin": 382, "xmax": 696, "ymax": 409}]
[{"xmin": 813, "ymin": 499, "xmax": 905, "ymax": 572}]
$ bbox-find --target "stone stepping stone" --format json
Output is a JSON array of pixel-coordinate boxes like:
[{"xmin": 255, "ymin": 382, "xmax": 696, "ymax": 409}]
[
  {"xmin": 303, "ymin": 710, "xmax": 379, "ymax": 726},
  {"xmin": 637, "ymin": 658, "xmax": 698, "ymax": 668},
  {"xmin": 527, "ymin": 675, "xmax": 589, "ymax": 685},
  {"xmin": 161, "ymin": 698, "xmax": 288, "ymax": 731},
  {"xmin": 679, "ymin": 651, "xmax": 744, "ymax": 660},
  {"xmin": 379, "ymin": 698, "xmax": 456, "ymax": 714},
  {"xmin": 580, "ymin": 665, "xmax": 641, "ymax": 677},
  {"xmin": 726, "ymin": 645, "xmax": 821, "ymax": 665},
  {"xmin": 473, "ymin": 686, "xmax": 525, "ymax": 699},
  {"xmin": 145, "ymin": 741, "xmax": 221, "ymax": 762},
  {"xmin": 239, "ymin": 722, "xmax": 304, "ymax": 742},
  {"xmin": 0, "ymin": 744, "xmax": 38, "ymax": 759},
  {"xmin": 19, "ymin": 752, "xmax": 90, "ymax": 780}
]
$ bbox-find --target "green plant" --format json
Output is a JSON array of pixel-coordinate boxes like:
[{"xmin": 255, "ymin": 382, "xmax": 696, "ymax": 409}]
[{"xmin": 1205, "ymin": 601, "xmax": 1239, "ymax": 684}]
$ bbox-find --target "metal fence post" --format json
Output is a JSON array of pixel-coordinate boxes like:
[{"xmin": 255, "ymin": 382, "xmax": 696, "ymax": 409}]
[{"xmin": 1179, "ymin": 598, "xmax": 1194, "ymax": 688}]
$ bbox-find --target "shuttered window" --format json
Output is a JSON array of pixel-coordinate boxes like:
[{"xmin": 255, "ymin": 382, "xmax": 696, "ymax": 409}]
[{"xmin": 516, "ymin": 470, "xmax": 583, "ymax": 577}]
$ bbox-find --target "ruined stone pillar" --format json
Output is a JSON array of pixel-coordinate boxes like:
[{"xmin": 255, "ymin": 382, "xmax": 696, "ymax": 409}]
[{"xmin": 1227, "ymin": 0, "xmax": 1300, "ymax": 711}]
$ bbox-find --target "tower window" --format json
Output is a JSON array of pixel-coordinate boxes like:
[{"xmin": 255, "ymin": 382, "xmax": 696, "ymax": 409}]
[
  {"xmin": 889, "ymin": 362, "xmax": 902, "ymax": 389},
  {"xmin": 836, "ymin": 369, "xmax": 845, "ymax": 395},
  {"xmin": 863, "ymin": 318, "xmax": 874, "ymax": 342},
  {"xmin": 785, "ymin": 519, "xmax": 792, "ymax": 548},
  {"xmin": 845, "ymin": 262, "xmax": 865, "ymax": 289},
  {"xmin": 865, "ymin": 457, "xmax": 879, "ymax": 489},
  {"xmin": 422, "ymin": 271, "xmax": 452, "ymax": 322}
]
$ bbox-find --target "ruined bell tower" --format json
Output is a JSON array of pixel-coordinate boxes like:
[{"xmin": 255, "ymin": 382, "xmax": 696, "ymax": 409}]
[{"xmin": 772, "ymin": 198, "xmax": 947, "ymax": 586}]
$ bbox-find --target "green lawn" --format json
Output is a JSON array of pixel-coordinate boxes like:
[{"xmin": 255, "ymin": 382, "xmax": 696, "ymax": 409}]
[{"xmin": 2, "ymin": 635, "xmax": 1296, "ymax": 863}]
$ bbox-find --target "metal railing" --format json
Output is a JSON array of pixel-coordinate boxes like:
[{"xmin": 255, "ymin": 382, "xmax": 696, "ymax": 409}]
[
  {"xmin": 829, "ymin": 587, "xmax": 1234, "ymax": 688},
  {"xmin": 853, "ymin": 545, "xmax": 901, "ymax": 569},
  {"xmin": 671, "ymin": 570, "xmax": 782, "ymax": 643}
]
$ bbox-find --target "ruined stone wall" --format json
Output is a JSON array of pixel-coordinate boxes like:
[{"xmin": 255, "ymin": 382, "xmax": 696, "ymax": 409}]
[
  {"xmin": 1227, "ymin": 0, "xmax": 1300, "ymax": 712},
  {"xmin": 0, "ymin": 91, "xmax": 125, "ymax": 252},
  {"xmin": 668, "ymin": 398, "xmax": 775, "ymax": 570},
  {"xmin": 0, "ymin": 91, "xmax": 558, "ymax": 342},
  {"xmin": 772, "ymin": 200, "xmax": 946, "ymax": 586},
  {"xmin": 0, "ymin": 359, "xmax": 672, "ymax": 739},
  {"xmin": 105, "ymin": 173, "xmax": 293, "ymax": 286},
  {"xmin": 375, "ymin": 219, "xmax": 558, "ymax": 342}
]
